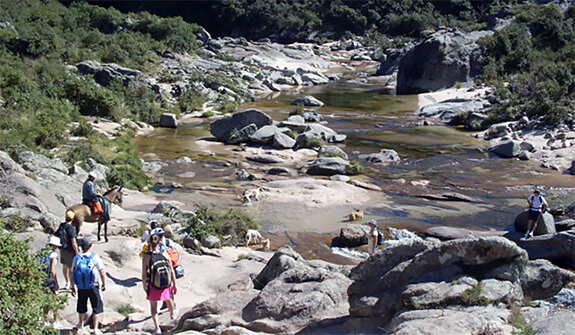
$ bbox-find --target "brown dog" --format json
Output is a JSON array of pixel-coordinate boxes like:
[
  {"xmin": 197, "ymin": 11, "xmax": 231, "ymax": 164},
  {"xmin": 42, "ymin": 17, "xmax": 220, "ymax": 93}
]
[{"xmin": 346, "ymin": 209, "xmax": 364, "ymax": 221}]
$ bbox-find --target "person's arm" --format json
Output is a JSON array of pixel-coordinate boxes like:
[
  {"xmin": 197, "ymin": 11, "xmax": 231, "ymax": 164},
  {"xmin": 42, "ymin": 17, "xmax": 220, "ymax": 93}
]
[
  {"xmin": 71, "ymin": 237, "xmax": 79, "ymax": 255},
  {"xmin": 90, "ymin": 181, "xmax": 101, "ymax": 197},
  {"xmin": 527, "ymin": 195, "xmax": 533, "ymax": 207},
  {"xmin": 49, "ymin": 254, "xmax": 59, "ymax": 290},
  {"xmin": 141, "ymin": 254, "xmax": 149, "ymax": 294},
  {"xmin": 70, "ymin": 255, "xmax": 78, "ymax": 296},
  {"xmin": 163, "ymin": 251, "xmax": 177, "ymax": 295},
  {"xmin": 95, "ymin": 255, "xmax": 106, "ymax": 292},
  {"xmin": 541, "ymin": 197, "xmax": 548, "ymax": 212}
]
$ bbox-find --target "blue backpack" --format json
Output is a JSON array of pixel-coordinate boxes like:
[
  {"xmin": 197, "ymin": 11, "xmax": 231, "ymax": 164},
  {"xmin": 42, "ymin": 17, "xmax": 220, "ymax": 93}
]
[{"xmin": 73, "ymin": 254, "xmax": 96, "ymax": 290}]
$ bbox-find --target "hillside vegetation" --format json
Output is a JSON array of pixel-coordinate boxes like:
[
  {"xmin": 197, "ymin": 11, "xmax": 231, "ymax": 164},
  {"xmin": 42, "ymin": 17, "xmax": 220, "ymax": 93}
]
[
  {"xmin": 0, "ymin": 0, "xmax": 202, "ymax": 190},
  {"xmin": 1, "ymin": 0, "xmax": 574, "ymax": 186}
]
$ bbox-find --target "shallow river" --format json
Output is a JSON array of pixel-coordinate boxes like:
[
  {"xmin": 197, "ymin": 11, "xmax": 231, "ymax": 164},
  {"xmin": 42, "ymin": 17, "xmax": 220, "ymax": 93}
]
[{"xmin": 135, "ymin": 81, "xmax": 575, "ymax": 263}]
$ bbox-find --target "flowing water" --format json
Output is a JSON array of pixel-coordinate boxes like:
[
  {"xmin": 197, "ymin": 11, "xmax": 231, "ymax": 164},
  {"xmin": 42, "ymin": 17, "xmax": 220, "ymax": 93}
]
[{"xmin": 135, "ymin": 81, "xmax": 575, "ymax": 263}]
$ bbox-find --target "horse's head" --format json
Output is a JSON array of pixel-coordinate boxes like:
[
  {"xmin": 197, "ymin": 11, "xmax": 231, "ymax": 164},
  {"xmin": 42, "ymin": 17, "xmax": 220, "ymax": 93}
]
[{"xmin": 104, "ymin": 186, "xmax": 123, "ymax": 206}]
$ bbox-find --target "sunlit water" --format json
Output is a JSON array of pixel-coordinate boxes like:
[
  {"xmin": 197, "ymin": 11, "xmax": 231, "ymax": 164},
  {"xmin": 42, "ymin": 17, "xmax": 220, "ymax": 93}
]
[{"xmin": 135, "ymin": 81, "xmax": 575, "ymax": 263}]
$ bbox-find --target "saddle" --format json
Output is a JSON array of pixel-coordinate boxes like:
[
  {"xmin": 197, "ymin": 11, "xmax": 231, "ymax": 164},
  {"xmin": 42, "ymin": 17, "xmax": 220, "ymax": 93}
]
[{"xmin": 82, "ymin": 199, "xmax": 104, "ymax": 214}]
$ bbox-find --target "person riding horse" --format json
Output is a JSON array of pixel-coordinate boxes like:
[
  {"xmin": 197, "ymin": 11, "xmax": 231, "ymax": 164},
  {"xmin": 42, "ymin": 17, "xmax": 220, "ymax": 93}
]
[{"xmin": 83, "ymin": 172, "xmax": 102, "ymax": 214}]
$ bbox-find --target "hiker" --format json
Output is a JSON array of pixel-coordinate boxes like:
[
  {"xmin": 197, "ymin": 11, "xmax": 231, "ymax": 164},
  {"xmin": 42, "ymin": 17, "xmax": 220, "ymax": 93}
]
[
  {"xmin": 142, "ymin": 232, "xmax": 178, "ymax": 334},
  {"xmin": 525, "ymin": 189, "xmax": 548, "ymax": 238},
  {"xmin": 82, "ymin": 171, "xmax": 102, "ymax": 214},
  {"xmin": 71, "ymin": 236, "xmax": 106, "ymax": 335},
  {"xmin": 41, "ymin": 236, "xmax": 62, "ymax": 329},
  {"xmin": 55, "ymin": 211, "xmax": 79, "ymax": 290},
  {"xmin": 140, "ymin": 220, "xmax": 160, "ymax": 243},
  {"xmin": 367, "ymin": 220, "xmax": 379, "ymax": 255}
]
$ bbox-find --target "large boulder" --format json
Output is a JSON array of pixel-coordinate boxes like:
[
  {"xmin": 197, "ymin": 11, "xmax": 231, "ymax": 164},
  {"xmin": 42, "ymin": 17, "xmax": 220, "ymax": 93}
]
[
  {"xmin": 243, "ymin": 246, "xmax": 351, "ymax": 333},
  {"xmin": 489, "ymin": 140, "xmax": 522, "ymax": 158},
  {"xmin": 359, "ymin": 149, "xmax": 400, "ymax": 164},
  {"xmin": 396, "ymin": 28, "xmax": 492, "ymax": 94},
  {"xmin": 210, "ymin": 109, "xmax": 273, "ymax": 143},
  {"xmin": 303, "ymin": 157, "xmax": 351, "ymax": 176},
  {"xmin": 514, "ymin": 210, "xmax": 556, "ymax": 235},
  {"xmin": 348, "ymin": 237, "xmax": 528, "ymax": 322},
  {"xmin": 76, "ymin": 60, "xmax": 142, "ymax": 87},
  {"xmin": 331, "ymin": 224, "xmax": 371, "ymax": 248},
  {"xmin": 291, "ymin": 95, "xmax": 324, "ymax": 107},
  {"xmin": 515, "ymin": 231, "xmax": 575, "ymax": 269},
  {"xmin": 521, "ymin": 259, "xmax": 575, "ymax": 300},
  {"xmin": 414, "ymin": 98, "xmax": 488, "ymax": 124}
]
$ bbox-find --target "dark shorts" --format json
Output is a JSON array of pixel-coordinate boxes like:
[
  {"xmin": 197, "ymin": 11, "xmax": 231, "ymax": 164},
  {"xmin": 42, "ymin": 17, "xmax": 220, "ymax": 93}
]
[
  {"xmin": 76, "ymin": 287, "xmax": 104, "ymax": 314},
  {"xmin": 528, "ymin": 210, "xmax": 541, "ymax": 221},
  {"xmin": 60, "ymin": 249, "xmax": 74, "ymax": 267}
]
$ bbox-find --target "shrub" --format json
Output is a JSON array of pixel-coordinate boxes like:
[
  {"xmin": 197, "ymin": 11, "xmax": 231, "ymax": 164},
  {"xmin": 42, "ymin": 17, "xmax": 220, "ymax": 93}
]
[
  {"xmin": 346, "ymin": 160, "xmax": 364, "ymax": 175},
  {"xmin": 178, "ymin": 88, "xmax": 207, "ymax": 114},
  {"xmin": 3, "ymin": 214, "xmax": 34, "ymax": 233},
  {"xmin": 116, "ymin": 303, "xmax": 137, "ymax": 316},
  {"xmin": 188, "ymin": 203, "xmax": 259, "ymax": 245},
  {"xmin": 461, "ymin": 284, "xmax": 490, "ymax": 306},
  {"xmin": 71, "ymin": 120, "xmax": 94, "ymax": 137},
  {"xmin": 0, "ymin": 222, "xmax": 61, "ymax": 334}
]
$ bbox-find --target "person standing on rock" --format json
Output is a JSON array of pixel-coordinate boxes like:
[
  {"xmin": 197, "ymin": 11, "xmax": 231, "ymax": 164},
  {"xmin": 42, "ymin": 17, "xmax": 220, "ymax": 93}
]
[
  {"xmin": 55, "ymin": 211, "xmax": 79, "ymax": 290},
  {"xmin": 142, "ymin": 231, "xmax": 178, "ymax": 334},
  {"xmin": 525, "ymin": 189, "xmax": 548, "ymax": 239},
  {"xmin": 367, "ymin": 220, "xmax": 379, "ymax": 255},
  {"xmin": 71, "ymin": 236, "xmax": 106, "ymax": 335}
]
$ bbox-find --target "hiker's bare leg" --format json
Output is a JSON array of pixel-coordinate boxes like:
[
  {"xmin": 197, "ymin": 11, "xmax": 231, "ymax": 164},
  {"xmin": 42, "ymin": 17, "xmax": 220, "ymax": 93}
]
[
  {"xmin": 150, "ymin": 300, "xmax": 159, "ymax": 329},
  {"xmin": 92, "ymin": 313, "xmax": 99, "ymax": 331},
  {"xmin": 78, "ymin": 312, "xmax": 86, "ymax": 326},
  {"xmin": 63, "ymin": 265, "xmax": 70, "ymax": 287},
  {"xmin": 167, "ymin": 299, "xmax": 175, "ymax": 317}
]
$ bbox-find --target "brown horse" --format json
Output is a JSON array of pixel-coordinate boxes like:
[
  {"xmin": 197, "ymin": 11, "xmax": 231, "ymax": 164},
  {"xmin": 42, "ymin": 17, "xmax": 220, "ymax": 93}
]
[{"xmin": 67, "ymin": 186, "xmax": 123, "ymax": 242}]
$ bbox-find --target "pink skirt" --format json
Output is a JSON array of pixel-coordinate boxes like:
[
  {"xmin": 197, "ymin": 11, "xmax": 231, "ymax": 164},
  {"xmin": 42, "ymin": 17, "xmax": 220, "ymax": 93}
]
[{"xmin": 147, "ymin": 285, "xmax": 173, "ymax": 301}]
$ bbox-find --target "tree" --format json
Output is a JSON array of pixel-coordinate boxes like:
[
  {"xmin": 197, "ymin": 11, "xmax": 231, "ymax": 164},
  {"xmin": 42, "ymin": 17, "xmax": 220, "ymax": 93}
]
[{"xmin": 0, "ymin": 221, "xmax": 62, "ymax": 335}]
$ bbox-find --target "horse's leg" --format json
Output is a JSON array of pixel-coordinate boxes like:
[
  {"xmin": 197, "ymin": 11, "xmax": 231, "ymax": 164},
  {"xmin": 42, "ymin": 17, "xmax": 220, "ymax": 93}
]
[
  {"xmin": 97, "ymin": 218, "xmax": 102, "ymax": 241},
  {"xmin": 104, "ymin": 219, "xmax": 108, "ymax": 243}
]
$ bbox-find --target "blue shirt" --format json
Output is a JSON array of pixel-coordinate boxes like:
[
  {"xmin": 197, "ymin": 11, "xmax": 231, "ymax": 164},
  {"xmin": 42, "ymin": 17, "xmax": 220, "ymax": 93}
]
[{"xmin": 82, "ymin": 179, "xmax": 98, "ymax": 201}]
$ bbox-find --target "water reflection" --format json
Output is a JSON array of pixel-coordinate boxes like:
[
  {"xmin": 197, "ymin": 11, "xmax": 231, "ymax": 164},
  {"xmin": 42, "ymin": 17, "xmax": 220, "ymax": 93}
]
[{"xmin": 135, "ymin": 83, "xmax": 575, "ymax": 240}]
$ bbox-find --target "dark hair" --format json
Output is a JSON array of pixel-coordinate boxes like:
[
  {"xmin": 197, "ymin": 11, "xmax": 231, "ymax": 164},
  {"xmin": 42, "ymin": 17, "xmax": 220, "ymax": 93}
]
[{"xmin": 534, "ymin": 190, "xmax": 540, "ymax": 194}]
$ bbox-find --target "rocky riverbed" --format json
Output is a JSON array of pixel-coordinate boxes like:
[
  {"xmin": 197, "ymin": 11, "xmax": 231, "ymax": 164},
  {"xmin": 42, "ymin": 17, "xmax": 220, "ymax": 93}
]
[{"xmin": 3, "ymin": 28, "xmax": 575, "ymax": 334}]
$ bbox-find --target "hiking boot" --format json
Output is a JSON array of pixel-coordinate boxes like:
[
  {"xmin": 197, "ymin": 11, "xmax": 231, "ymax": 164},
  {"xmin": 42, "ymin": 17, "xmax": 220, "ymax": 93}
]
[
  {"xmin": 92, "ymin": 329, "xmax": 103, "ymax": 335},
  {"xmin": 154, "ymin": 328, "xmax": 162, "ymax": 335},
  {"xmin": 528, "ymin": 231, "xmax": 534, "ymax": 238},
  {"xmin": 52, "ymin": 321, "xmax": 62, "ymax": 329}
]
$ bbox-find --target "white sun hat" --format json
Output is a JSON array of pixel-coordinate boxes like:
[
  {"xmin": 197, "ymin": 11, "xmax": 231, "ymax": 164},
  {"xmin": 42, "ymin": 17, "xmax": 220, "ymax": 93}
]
[{"xmin": 49, "ymin": 236, "xmax": 62, "ymax": 247}]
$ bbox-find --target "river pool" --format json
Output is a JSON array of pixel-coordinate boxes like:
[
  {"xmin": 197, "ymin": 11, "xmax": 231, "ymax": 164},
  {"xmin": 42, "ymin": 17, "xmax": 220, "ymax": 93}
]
[{"xmin": 135, "ymin": 81, "xmax": 575, "ymax": 262}]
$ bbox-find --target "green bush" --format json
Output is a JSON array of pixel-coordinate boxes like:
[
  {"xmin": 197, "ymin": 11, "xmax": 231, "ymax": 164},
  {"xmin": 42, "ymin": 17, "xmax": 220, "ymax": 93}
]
[
  {"xmin": 115, "ymin": 303, "xmax": 137, "ymax": 316},
  {"xmin": 0, "ymin": 223, "xmax": 61, "ymax": 334},
  {"xmin": 188, "ymin": 203, "xmax": 259, "ymax": 245},
  {"xmin": 3, "ymin": 214, "xmax": 34, "ymax": 233},
  {"xmin": 346, "ymin": 160, "xmax": 364, "ymax": 175},
  {"xmin": 70, "ymin": 120, "xmax": 95, "ymax": 137},
  {"xmin": 178, "ymin": 88, "xmax": 206, "ymax": 113}
]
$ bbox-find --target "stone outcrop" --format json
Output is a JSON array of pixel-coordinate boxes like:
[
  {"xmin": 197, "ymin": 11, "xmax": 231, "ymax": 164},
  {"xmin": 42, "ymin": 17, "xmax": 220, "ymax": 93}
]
[
  {"xmin": 514, "ymin": 210, "xmax": 556, "ymax": 235},
  {"xmin": 515, "ymin": 231, "xmax": 575, "ymax": 270},
  {"xmin": 345, "ymin": 236, "xmax": 574, "ymax": 334},
  {"xmin": 175, "ymin": 246, "xmax": 352, "ymax": 334},
  {"xmin": 414, "ymin": 97, "xmax": 489, "ymax": 124},
  {"xmin": 396, "ymin": 28, "xmax": 492, "ymax": 94},
  {"xmin": 210, "ymin": 109, "xmax": 273, "ymax": 143}
]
